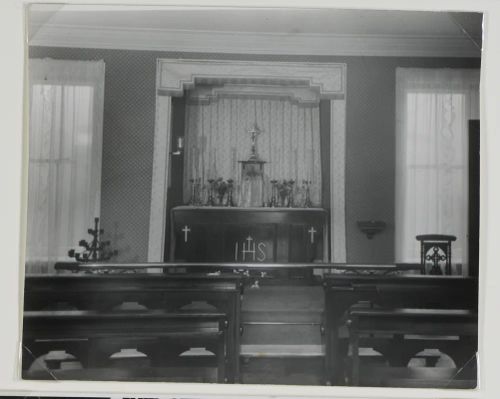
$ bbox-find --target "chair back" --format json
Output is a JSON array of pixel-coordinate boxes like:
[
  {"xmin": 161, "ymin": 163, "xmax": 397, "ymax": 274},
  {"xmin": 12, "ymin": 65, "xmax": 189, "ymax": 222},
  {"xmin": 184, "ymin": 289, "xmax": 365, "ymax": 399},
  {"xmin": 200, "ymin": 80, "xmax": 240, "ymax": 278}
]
[{"xmin": 416, "ymin": 234, "xmax": 457, "ymax": 275}]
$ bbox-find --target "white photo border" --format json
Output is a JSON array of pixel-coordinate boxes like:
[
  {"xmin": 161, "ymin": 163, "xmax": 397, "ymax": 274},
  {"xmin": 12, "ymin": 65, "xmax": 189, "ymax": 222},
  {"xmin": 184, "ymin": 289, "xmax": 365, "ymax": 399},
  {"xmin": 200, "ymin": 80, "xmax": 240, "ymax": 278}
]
[{"xmin": 1, "ymin": 0, "xmax": 498, "ymax": 398}]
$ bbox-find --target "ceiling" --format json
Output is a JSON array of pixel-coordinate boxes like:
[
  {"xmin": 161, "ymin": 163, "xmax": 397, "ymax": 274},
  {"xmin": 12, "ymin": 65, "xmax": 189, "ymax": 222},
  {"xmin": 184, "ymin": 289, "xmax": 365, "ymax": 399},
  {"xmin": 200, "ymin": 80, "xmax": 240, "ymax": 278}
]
[{"xmin": 28, "ymin": 5, "xmax": 483, "ymax": 58}]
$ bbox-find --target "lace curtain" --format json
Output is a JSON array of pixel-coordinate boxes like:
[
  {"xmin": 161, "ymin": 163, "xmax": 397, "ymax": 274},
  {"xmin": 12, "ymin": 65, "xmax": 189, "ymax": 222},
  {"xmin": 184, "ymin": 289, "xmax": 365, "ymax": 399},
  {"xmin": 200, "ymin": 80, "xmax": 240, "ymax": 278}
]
[
  {"xmin": 182, "ymin": 93, "xmax": 322, "ymax": 206},
  {"xmin": 395, "ymin": 68, "xmax": 480, "ymax": 273},
  {"xmin": 26, "ymin": 59, "xmax": 105, "ymax": 273}
]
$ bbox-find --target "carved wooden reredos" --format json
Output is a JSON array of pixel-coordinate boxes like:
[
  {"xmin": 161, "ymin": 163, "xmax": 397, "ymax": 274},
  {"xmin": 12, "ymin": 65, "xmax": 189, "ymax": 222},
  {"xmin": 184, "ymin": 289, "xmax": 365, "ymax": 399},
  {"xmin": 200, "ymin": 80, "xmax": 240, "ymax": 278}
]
[{"xmin": 148, "ymin": 59, "xmax": 347, "ymax": 263}]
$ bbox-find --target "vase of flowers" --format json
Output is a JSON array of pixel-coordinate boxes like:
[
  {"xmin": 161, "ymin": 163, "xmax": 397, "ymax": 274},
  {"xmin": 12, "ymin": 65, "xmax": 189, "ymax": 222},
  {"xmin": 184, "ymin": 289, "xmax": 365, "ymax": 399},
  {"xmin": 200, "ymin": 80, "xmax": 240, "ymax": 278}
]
[
  {"xmin": 213, "ymin": 177, "xmax": 234, "ymax": 206},
  {"xmin": 276, "ymin": 179, "xmax": 295, "ymax": 207}
]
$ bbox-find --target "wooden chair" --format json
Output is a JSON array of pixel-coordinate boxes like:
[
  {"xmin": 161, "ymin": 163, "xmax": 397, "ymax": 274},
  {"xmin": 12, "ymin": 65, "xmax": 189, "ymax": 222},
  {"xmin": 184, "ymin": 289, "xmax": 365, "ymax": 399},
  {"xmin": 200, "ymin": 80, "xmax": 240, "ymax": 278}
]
[{"xmin": 416, "ymin": 234, "xmax": 457, "ymax": 275}]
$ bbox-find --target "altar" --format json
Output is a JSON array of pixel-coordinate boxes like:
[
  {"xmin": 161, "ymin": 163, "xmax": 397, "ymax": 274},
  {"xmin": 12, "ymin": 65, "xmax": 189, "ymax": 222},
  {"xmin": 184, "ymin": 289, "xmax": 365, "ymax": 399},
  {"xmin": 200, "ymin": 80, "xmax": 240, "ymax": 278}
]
[{"xmin": 170, "ymin": 207, "xmax": 328, "ymax": 264}]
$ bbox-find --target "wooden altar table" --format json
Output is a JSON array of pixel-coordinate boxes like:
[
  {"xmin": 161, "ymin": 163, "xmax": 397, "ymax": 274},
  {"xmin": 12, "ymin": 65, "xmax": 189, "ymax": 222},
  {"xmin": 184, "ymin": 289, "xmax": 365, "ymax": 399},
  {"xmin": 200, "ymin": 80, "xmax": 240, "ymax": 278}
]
[{"xmin": 170, "ymin": 207, "xmax": 329, "ymax": 269}]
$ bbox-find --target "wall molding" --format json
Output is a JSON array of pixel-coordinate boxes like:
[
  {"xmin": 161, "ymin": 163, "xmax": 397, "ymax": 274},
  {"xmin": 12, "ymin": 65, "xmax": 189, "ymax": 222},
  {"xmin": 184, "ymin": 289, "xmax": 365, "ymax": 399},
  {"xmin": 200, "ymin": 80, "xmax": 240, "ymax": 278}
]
[
  {"xmin": 331, "ymin": 99, "xmax": 347, "ymax": 263},
  {"xmin": 147, "ymin": 96, "xmax": 172, "ymax": 262},
  {"xmin": 148, "ymin": 58, "xmax": 347, "ymax": 262},
  {"xmin": 186, "ymin": 83, "xmax": 321, "ymax": 105},
  {"xmin": 30, "ymin": 24, "xmax": 481, "ymax": 58}
]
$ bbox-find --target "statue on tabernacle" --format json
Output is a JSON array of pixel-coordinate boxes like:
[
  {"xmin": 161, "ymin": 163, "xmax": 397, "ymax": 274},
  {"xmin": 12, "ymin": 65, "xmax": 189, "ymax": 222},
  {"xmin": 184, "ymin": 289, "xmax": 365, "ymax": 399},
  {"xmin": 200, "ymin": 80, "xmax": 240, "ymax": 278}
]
[
  {"xmin": 248, "ymin": 123, "xmax": 262, "ymax": 161},
  {"xmin": 239, "ymin": 123, "xmax": 266, "ymax": 207}
]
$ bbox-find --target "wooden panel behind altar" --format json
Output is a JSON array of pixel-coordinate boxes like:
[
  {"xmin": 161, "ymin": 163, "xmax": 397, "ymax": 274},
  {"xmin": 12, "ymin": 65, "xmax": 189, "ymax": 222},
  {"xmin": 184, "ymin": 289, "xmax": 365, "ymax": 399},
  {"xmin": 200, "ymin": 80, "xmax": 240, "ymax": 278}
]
[{"xmin": 170, "ymin": 207, "xmax": 328, "ymax": 263}]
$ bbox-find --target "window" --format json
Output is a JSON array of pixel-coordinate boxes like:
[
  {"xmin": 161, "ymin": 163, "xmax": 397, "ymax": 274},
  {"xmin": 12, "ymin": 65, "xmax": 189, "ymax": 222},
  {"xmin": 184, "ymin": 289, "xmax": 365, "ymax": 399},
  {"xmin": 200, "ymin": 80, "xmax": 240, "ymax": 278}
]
[
  {"xmin": 395, "ymin": 68, "xmax": 479, "ymax": 274},
  {"xmin": 26, "ymin": 59, "xmax": 105, "ymax": 273}
]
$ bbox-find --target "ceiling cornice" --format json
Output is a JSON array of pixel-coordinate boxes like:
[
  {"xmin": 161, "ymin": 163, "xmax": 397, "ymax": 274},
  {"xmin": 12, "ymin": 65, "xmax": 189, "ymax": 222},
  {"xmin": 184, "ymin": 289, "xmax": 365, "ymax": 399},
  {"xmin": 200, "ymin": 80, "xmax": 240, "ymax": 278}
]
[{"xmin": 29, "ymin": 24, "xmax": 481, "ymax": 58}]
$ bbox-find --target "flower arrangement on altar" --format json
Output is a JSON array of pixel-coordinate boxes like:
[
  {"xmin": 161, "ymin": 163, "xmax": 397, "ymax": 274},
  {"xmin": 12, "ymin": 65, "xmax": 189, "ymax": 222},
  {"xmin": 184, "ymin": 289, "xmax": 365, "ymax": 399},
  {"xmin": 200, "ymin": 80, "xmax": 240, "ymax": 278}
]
[
  {"xmin": 276, "ymin": 179, "xmax": 295, "ymax": 207},
  {"xmin": 191, "ymin": 177, "xmax": 235, "ymax": 206},
  {"xmin": 213, "ymin": 178, "xmax": 234, "ymax": 206},
  {"xmin": 188, "ymin": 177, "xmax": 314, "ymax": 208},
  {"xmin": 267, "ymin": 179, "xmax": 314, "ymax": 208}
]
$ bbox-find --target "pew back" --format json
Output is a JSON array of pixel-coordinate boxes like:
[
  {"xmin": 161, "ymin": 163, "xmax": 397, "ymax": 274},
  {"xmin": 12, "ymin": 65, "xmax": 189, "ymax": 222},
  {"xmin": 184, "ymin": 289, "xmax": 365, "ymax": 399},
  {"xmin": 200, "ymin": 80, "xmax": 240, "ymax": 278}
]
[
  {"xmin": 23, "ymin": 310, "xmax": 228, "ymax": 383},
  {"xmin": 322, "ymin": 275, "xmax": 478, "ymax": 385},
  {"xmin": 23, "ymin": 273, "xmax": 243, "ymax": 382}
]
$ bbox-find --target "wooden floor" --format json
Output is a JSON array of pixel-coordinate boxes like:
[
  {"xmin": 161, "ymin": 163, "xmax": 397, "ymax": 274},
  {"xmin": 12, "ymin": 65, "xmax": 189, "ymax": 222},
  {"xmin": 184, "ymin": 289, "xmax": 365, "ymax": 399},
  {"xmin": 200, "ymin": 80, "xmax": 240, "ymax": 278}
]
[
  {"xmin": 25, "ymin": 354, "xmax": 476, "ymax": 387},
  {"xmin": 25, "ymin": 355, "xmax": 324, "ymax": 385},
  {"xmin": 241, "ymin": 357, "xmax": 323, "ymax": 385}
]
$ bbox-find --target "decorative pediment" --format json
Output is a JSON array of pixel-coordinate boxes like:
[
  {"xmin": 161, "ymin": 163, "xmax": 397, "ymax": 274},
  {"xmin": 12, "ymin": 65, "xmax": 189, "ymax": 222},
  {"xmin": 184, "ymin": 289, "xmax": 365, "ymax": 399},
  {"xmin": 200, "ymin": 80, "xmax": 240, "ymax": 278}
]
[{"xmin": 157, "ymin": 59, "xmax": 346, "ymax": 99}]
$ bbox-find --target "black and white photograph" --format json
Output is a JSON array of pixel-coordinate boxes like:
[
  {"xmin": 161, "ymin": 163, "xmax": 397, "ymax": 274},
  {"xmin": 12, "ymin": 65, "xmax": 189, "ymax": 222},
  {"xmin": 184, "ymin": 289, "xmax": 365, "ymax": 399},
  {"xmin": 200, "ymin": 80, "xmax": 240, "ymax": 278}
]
[{"xmin": 21, "ymin": 3, "xmax": 481, "ymax": 389}]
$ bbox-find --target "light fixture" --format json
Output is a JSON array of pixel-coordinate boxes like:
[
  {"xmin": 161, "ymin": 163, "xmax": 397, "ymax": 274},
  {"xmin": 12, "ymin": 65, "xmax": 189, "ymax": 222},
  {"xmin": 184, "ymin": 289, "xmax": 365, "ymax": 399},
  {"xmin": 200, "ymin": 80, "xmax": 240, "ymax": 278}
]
[
  {"xmin": 171, "ymin": 137, "xmax": 184, "ymax": 156},
  {"xmin": 357, "ymin": 220, "xmax": 386, "ymax": 239}
]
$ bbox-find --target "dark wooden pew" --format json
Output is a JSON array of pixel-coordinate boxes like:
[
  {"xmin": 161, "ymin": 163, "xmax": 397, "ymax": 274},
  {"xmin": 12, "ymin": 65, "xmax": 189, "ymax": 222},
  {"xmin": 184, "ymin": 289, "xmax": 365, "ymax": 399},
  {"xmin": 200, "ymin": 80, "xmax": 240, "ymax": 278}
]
[
  {"xmin": 346, "ymin": 308, "xmax": 477, "ymax": 386},
  {"xmin": 322, "ymin": 275, "xmax": 478, "ymax": 386},
  {"xmin": 22, "ymin": 310, "xmax": 228, "ymax": 383},
  {"xmin": 24, "ymin": 273, "xmax": 243, "ymax": 382}
]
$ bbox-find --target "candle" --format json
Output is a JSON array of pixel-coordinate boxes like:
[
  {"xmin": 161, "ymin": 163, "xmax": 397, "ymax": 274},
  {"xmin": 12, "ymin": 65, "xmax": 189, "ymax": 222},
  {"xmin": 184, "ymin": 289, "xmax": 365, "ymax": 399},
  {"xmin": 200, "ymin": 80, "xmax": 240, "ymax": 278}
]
[
  {"xmin": 267, "ymin": 102, "xmax": 272, "ymax": 176},
  {"xmin": 201, "ymin": 137, "xmax": 205, "ymax": 184},
  {"xmin": 192, "ymin": 146, "xmax": 197, "ymax": 180},
  {"xmin": 231, "ymin": 147, "xmax": 237, "ymax": 178},
  {"xmin": 294, "ymin": 148, "xmax": 298, "ymax": 183},
  {"xmin": 309, "ymin": 149, "xmax": 314, "ymax": 183},
  {"xmin": 211, "ymin": 148, "xmax": 217, "ymax": 178},
  {"xmin": 93, "ymin": 193, "xmax": 100, "ymax": 218},
  {"xmin": 207, "ymin": 144, "xmax": 211, "ymax": 179}
]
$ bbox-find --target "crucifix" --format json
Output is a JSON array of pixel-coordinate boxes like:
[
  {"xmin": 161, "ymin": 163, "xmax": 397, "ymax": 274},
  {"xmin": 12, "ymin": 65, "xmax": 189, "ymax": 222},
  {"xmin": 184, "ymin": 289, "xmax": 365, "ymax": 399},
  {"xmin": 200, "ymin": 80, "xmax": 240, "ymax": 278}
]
[
  {"xmin": 425, "ymin": 246, "xmax": 447, "ymax": 275},
  {"xmin": 182, "ymin": 225, "xmax": 191, "ymax": 243},
  {"xmin": 308, "ymin": 227, "xmax": 317, "ymax": 244},
  {"xmin": 248, "ymin": 123, "xmax": 262, "ymax": 160}
]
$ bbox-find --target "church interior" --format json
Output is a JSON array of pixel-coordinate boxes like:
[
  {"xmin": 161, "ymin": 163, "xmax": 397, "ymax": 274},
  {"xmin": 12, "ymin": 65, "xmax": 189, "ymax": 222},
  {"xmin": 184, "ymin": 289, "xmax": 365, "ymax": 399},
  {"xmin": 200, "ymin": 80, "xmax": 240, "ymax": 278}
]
[{"xmin": 22, "ymin": 5, "xmax": 481, "ymax": 388}]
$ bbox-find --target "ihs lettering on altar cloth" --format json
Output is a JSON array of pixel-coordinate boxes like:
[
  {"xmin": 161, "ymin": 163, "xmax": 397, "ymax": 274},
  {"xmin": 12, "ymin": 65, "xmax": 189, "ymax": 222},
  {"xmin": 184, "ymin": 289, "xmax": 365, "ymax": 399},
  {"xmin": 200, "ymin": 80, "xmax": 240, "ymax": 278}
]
[{"xmin": 234, "ymin": 235, "xmax": 267, "ymax": 262}]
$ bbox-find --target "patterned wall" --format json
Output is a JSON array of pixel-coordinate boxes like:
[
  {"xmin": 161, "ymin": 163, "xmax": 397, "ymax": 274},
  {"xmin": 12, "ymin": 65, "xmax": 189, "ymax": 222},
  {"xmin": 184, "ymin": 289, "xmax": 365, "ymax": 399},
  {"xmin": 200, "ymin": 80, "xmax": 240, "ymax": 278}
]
[{"xmin": 29, "ymin": 46, "xmax": 480, "ymax": 263}]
